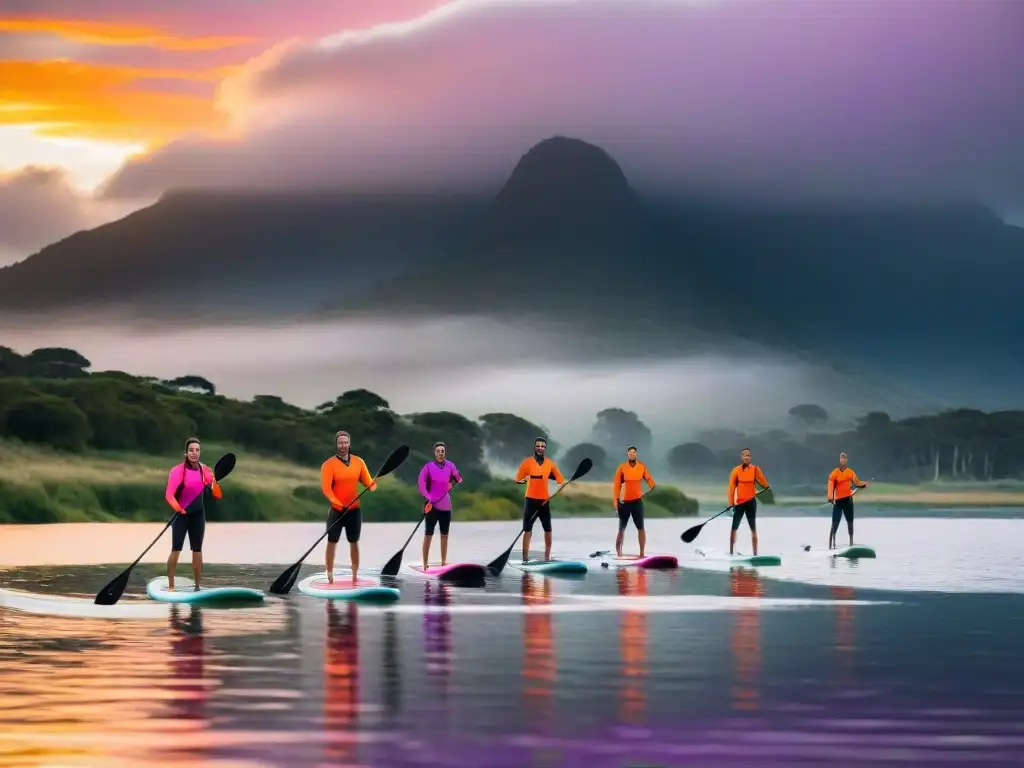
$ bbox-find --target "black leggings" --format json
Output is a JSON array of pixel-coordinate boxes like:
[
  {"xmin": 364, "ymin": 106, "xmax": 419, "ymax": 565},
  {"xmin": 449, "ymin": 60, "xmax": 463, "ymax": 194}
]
[
  {"xmin": 424, "ymin": 508, "xmax": 452, "ymax": 536},
  {"xmin": 830, "ymin": 496, "xmax": 854, "ymax": 541},
  {"xmin": 171, "ymin": 510, "xmax": 206, "ymax": 553}
]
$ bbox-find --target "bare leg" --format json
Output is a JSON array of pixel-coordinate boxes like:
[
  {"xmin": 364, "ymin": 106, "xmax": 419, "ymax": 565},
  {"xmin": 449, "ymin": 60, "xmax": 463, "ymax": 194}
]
[
  {"xmin": 440, "ymin": 535, "xmax": 449, "ymax": 566},
  {"xmin": 751, "ymin": 531, "xmax": 759, "ymax": 556},
  {"xmin": 325, "ymin": 541, "xmax": 337, "ymax": 582},
  {"xmin": 167, "ymin": 551, "xmax": 180, "ymax": 590},
  {"xmin": 729, "ymin": 530, "xmax": 737, "ymax": 555},
  {"xmin": 422, "ymin": 534, "xmax": 432, "ymax": 570},
  {"xmin": 350, "ymin": 542, "xmax": 360, "ymax": 584},
  {"xmin": 638, "ymin": 529, "xmax": 647, "ymax": 558},
  {"xmin": 615, "ymin": 529, "xmax": 625, "ymax": 557},
  {"xmin": 543, "ymin": 532, "xmax": 552, "ymax": 561},
  {"xmin": 522, "ymin": 532, "xmax": 532, "ymax": 563},
  {"xmin": 191, "ymin": 551, "xmax": 203, "ymax": 590}
]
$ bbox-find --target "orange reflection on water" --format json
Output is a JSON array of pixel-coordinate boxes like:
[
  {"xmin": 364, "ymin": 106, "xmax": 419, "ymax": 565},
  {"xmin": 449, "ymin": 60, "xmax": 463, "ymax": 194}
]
[
  {"xmin": 165, "ymin": 605, "xmax": 209, "ymax": 756},
  {"xmin": 322, "ymin": 602, "xmax": 359, "ymax": 768},
  {"xmin": 729, "ymin": 567, "xmax": 764, "ymax": 712},
  {"xmin": 521, "ymin": 573, "xmax": 555, "ymax": 725},
  {"xmin": 616, "ymin": 569, "xmax": 649, "ymax": 723},
  {"xmin": 832, "ymin": 586, "xmax": 855, "ymax": 684}
]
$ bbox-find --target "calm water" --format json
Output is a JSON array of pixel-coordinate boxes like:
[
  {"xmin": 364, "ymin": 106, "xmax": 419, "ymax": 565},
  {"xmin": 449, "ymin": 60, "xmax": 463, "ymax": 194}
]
[{"xmin": 2, "ymin": 515, "xmax": 1024, "ymax": 767}]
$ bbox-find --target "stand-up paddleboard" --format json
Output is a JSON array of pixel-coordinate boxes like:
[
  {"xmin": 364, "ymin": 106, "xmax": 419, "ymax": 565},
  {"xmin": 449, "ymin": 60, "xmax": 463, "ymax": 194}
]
[
  {"xmin": 802, "ymin": 544, "xmax": 877, "ymax": 559},
  {"xmin": 600, "ymin": 553, "xmax": 679, "ymax": 569},
  {"xmin": 408, "ymin": 563, "xmax": 487, "ymax": 583},
  {"xmin": 694, "ymin": 547, "xmax": 782, "ymax": 567},
  {"xmin": 511, "ymin": 558, "xmax": 588, "ymax": 575},
  {"xmin": 146, "ymin": 577, "xmax": 265, "ymax": 605},
  {"xmin": 298, "ymin": 572, "xmax": 400, "ymax": 602}
]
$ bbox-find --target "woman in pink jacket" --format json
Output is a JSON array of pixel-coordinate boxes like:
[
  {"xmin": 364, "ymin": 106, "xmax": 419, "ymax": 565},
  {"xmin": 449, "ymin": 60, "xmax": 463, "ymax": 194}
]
[{"xmin": 164, "ymin": 437, "xmax": 222, "ymax": 591}]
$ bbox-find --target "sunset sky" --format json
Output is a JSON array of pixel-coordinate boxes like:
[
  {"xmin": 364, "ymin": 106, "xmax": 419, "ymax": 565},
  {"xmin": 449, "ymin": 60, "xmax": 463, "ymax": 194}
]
[{"xmin": 1, "ymin": 0, "xmax": 1022, "ymax": 263}]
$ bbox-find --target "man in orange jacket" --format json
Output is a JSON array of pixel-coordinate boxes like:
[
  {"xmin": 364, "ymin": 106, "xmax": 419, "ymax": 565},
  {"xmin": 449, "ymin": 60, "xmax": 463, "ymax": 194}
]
[
  {"xmin": 826, "ymin": 452, "xmax": 868, "ymax": 549},
  {"xmin": 727, "ymin": 448, "xmax": 770, "ymax": 556}
]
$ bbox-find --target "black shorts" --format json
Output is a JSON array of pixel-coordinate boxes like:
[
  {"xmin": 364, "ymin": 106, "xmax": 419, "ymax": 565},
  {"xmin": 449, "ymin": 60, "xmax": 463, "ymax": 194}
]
[
  {"xmin": 831, "ymin": 496, "xmax": 854, "ymax": 529},
  {"xmin": 617, "ymin": 499, "xmax": 645, "ymax": 531},
  {"xmin": 731, "ymin": 498, "xmax": 757, "ymax": 532},
  {"xmin": 424, "ymin": 507, "xmax": 452, "ymax": 536},
  {"xmin": 171, "ymin": 510, "xmax": 206, "ymax": 552},
  {"xmin": 522, "ymin": 498, "xmax": 552, "ymax": 533},
  {"xmin": 326, "ymin": 507, "xmax": 362, "ymax": 544}
]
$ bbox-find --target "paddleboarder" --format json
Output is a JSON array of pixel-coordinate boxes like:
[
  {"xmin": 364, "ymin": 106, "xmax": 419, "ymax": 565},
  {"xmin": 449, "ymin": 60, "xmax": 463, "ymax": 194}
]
[
  {"xmin": 320, "ymin": 431, "xmax": 376, "ymax": 584},
  {"xmin": 613, "ymin": 446, "xmax": 656, "ymax": 558},
  {"xmin": 727, "ymin": 448, "xmax": 770, "ymax": 556},
  {"xmin": 515, "ymin": 437, "xmax": 565, "ymax": 563},
  {"xmin": 164, "ymin": 438, "xmax": 222, "ymax": 591},
  {"xmin": 417, "ymin": 441, "xmax": 463, "ymax": 570},
  {"xmin": 826, "ymin": 453, "xmax": 868, "ymax": 549}
]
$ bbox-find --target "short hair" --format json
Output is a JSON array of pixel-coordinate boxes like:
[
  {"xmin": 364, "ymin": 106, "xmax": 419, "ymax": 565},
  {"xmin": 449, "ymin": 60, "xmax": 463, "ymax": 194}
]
[
  {"xmin": 335, "ymin": 431, "xmax": 350, "ymax": 440},
  {"xmin": 740, "ymin": 447, "xmax": 751, "ymax": 454},
  {"xmin": 840, "ymin": 452, "xmax": 848, "ymax": 458},
  {"xmin": 627, "ymin": 445, "xmax": 637, "ymax": 452},
  {"xmin": 433, "ymin": 441, "xmax": 446, "ymax": 450},
  {"xmin": 534, "ymin": 436, "xmax": 547, "ymax": 445}
]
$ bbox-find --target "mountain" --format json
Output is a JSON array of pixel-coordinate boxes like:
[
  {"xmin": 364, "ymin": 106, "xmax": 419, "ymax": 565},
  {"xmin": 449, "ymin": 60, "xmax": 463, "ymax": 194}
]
[
  {"xmin": 0, "ymin": 189, "xmax": 487, "ymax": 321},
  {"xmin": 1, "ymin": 135, "xmax": 1021, "ymax": 401}
]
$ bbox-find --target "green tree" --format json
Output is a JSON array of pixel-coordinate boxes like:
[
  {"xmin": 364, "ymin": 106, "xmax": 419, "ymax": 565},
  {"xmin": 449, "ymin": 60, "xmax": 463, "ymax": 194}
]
[
  {"xmin": 667, "ymin": 442, "xmax": 718, "ymax": 475},
  {"xmin": 166, "ymin": 375, "xmax": 216, "ymax": 395},
  {"xmin": 591, "ymin": 407, "xmax": 652, "ymax": 455},
  {"xmin": 3, "ymin": 395, "xmax": 91, "ymax": 451},
  {"xmin": 479, "ymin": 412, "xmax": 555, "ymax": 466},
  {"xmin": 561, "ymin": 442, "xmax": 606, "ymax": 475}
]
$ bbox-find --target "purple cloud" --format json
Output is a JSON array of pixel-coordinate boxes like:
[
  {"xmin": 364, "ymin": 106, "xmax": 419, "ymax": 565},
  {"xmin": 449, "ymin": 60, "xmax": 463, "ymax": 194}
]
[{"xmin": 99, "ymin": 0, "xmax": 1024, "ymax": 210}]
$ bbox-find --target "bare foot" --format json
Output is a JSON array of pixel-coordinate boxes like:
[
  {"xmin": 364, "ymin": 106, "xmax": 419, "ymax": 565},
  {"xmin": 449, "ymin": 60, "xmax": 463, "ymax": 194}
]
[
  {"xmin": 326, "ymin": 571, "xmax": 334, "ymax": 584},
  {"xmin": 351, "ymin": 575, "xmax": 358, "ymax": 586}
]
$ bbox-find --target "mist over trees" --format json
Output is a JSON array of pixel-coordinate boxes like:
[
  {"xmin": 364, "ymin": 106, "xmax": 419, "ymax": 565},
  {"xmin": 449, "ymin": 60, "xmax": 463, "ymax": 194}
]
[{"xmin": 2, "ymin": 348, "xmax": 1023, "ymax": 488}]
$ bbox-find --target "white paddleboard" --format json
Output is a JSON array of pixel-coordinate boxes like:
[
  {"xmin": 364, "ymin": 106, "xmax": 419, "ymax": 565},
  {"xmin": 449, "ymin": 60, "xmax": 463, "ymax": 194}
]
[
  {"xmin": 146, "ymin": 577, "xmax": 265, "ymax": 604},
  {"xmin": 694, "ymin": 547, "xmax": 782, "ymax": 567}
]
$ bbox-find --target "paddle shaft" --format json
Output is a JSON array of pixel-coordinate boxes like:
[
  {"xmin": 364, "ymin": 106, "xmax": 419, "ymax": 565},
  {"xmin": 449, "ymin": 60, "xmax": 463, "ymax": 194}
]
[{"xmin": 509, "ymin": 476, "xmax": 576, "ymax": 548}]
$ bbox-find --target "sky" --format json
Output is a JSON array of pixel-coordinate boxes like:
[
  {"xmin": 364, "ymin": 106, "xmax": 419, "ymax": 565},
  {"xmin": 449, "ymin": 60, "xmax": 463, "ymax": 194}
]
[{"xmin": 0, "ymin": 0, "xmax": 1022, "ymax": 264}]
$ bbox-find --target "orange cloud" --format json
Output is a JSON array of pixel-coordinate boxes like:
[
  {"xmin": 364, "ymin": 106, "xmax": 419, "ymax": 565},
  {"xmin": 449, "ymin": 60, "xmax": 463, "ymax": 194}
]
[
  {"xmin": 0, "ymin": 17, "xmax": 256, "ymax": 51},
  {"xmin": 0, "ymin": 60, "xmax": 226, "ymax": 144}
]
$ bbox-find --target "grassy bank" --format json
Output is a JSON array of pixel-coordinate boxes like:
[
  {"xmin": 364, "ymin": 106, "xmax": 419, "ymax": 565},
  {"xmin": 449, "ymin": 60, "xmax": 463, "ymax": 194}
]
[{"xmin": 0, "ymin": 441, "xmax": 698, "ymax": 524}]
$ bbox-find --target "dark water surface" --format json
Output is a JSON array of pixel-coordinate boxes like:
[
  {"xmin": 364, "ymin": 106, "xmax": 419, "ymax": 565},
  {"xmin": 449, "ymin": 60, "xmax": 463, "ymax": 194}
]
[{"xmin": 2, "ymin": 518, "xmax": 1024, "ymax": 767}]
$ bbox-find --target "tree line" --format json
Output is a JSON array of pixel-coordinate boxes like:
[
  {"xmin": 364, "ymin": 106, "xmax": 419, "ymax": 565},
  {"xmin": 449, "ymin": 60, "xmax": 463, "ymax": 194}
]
[{"xmin": 3, "ymin": 346, "xmax": 1022, "ymax": 491}]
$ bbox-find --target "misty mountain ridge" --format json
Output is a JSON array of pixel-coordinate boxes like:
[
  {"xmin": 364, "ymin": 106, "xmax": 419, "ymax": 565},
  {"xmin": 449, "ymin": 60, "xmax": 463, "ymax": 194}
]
[{"xmin": 0, "ymin": 135, "xmax": 1020, "ymax": 407}]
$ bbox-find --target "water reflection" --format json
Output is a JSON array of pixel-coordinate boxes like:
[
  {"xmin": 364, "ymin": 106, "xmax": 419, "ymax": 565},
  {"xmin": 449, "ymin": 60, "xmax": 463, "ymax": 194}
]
[
  {"xmin": 729, "ymin": 567, "xmax": 763, "ymax": 712},
  {"xmin": 521, "ymin": 574, "xmax": 555, "ymax": 726},
  {"xmin": 323, "ymin": 602, "xmax": 359, "ymax": 766},
  {"xmin": 616, "ymin": 569, "xmax": 649, "ymax": 723},
  {"xmin": 833, "ymin": 586, "xmax": 856, "ymax": 685},
  {"xmin": 423, "ymin": 581, "xmax": 453, "ymax": 693},
  {"xmin": 382, "ymin": 610, "xmax": 402, "ymax": 719},
  {"xmin": 167, "ymin": 605, "xmax": 208, "ymax": 733}
]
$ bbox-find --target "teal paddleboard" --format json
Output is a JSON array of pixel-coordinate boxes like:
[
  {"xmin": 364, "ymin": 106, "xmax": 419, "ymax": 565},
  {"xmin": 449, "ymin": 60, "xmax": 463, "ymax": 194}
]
[
  {"xmin": 803, "ymin": 544, "xmax": 876, "ymax": 559},
  {"xmin": 146, "ymin": 577, "xmax": 265, "ymax": 604},
  {"xmin": 694, "ymin": 547, "xmax": 782, "ymax": 567},
  {"xmin": 298, "ymin": 572, "xmax": 400, "ymax": 602},
  {"xmin": 512, "ymin": 559, "xmax": 588, "ymax": 574}
]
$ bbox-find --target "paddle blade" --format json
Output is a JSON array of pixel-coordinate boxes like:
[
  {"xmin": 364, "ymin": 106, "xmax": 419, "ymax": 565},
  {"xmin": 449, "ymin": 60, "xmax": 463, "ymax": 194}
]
[
  {"xmin": 569, "ymin": 457, "xmax": 593, "ymax": 482},
  {"xmin": 380, "ymin": 549, "xmax": 404, "ymax": 577},
  {"xmin": 486, "ymin": 544, "xmax": 515, "ymax": 577},
  {"xmin": 268, "ymin": 561, "xmax": 303, "ymax": 596},
  {"xmin": 758, "ymin": 486, "xmax": 776, "ymax": 505},
  {"xmin": 680, "ymin": 522, "xmax": 705, "ymax": 544},
  {"xmin": 94, "ymin": 567, "xmax": 132, "ymax": 605},
  {"xmin": 214, "ymin": 452, "xmax": 237, "ymax": 481},
  {"xmin": 376, "ymin": 445, "xmax": 410, "ymax": 478}
]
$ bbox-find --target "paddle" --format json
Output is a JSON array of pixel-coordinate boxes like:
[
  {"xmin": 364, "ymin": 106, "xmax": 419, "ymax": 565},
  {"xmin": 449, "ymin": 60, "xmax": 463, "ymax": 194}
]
[
  {"xmin": 267, "ymin": 445, "xmax": 410, "ymax": 595},
  {"xmin": 679, "ymin": 486, "xmax": 774, "ymax": 544},
  {"xmin": 486, "ymin": 457, "xmax": 593, "ymax": 577},
  {"xmin": 818, "ymin": 481, "xmax": 870, "ymax": 507},
  {"xmin": 379, "ymin": 484, "xmax": 456, "ymax": 577},
  {"xmin": 93, "ymin": 452, "xmax": 237, "ymax": 606}
]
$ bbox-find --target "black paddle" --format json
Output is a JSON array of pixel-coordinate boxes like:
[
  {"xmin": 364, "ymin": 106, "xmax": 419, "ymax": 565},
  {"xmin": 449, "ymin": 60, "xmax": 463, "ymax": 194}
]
[
  {"xmin": 267, "ymin": 445, "xmax": 410, "ymax": 595},
  {"xmin": 380, "ymin": 484, "xmax": 456, "ymax": 577},
  {"xmin": 679, "ymin": 486, "xmax": 773, "ymax": 544},
  {"xmin": 486, "ymin": 457, "xmax": 593, "ymax": 577},
  {"xmin": 93, "ymin": 452, "xmax": 237, "ymax": 605}
]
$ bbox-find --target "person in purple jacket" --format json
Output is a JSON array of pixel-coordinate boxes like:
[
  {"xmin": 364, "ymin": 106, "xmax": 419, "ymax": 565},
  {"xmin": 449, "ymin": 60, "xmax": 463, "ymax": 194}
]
[{"xmin": 417, "ymin": 442, "xmax": 463, "ymax": 569}]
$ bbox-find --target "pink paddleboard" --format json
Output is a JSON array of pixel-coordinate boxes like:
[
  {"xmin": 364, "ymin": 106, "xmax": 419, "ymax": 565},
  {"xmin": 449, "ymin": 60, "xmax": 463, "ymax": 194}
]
[
  {"xmin": 408, "ymin": 563, "xmax": 487, "ymax": 582},
  {"xmin": 606, "ymin": 554, "xmax": 679, "ymax": 569}
]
